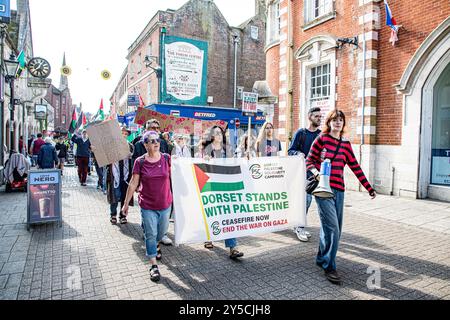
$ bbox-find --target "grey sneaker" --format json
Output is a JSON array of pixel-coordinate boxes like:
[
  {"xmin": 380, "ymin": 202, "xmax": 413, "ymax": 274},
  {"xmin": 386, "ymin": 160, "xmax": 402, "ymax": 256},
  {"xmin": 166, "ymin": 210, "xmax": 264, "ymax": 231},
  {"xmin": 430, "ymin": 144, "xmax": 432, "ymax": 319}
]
[
  {"xmin": 160, "ymin": 235, "xmax": 173, "ymax": 246},
  {"xmin": 304, "ymin": 230, "xmax": 312, "ymax": 238},
  {"xmin": 295, "ymin": 227, "xmax": 309, "ymax": 242}
]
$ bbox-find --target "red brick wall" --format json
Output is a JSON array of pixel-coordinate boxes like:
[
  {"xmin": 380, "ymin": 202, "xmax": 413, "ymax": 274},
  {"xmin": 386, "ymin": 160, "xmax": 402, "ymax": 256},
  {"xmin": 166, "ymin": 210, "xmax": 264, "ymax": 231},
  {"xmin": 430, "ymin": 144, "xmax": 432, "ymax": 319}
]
[
  {"xmin": 291, "ymin": 0, "xmax": 362, "ymax": 143},
  {"xmin": 376, "ymin": 0, "xmax": 450, "ymax": 145},
  {"xmin": 266, "ymin": 44, "xmax": 280, "ymax": 128},
  {"xmin": 268, "ymin": 0, "xmax": 450, "ymax": 146}
]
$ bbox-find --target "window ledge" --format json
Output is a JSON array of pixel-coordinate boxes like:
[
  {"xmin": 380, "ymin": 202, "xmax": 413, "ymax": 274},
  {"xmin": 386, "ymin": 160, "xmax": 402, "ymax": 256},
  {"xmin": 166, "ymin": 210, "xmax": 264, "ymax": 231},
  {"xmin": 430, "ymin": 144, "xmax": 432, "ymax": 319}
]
[{"xmin": 302, "ymin": 11, "xmax": 336, "ymax": 31}]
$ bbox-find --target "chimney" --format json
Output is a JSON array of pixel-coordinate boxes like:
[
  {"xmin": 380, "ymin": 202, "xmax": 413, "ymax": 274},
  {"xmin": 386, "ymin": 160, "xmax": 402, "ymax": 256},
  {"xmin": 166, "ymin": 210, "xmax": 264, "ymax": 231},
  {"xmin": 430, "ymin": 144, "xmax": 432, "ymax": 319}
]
[{"xmin": 255, "ymin": 0, "xmax": 266, "ymax": 16}]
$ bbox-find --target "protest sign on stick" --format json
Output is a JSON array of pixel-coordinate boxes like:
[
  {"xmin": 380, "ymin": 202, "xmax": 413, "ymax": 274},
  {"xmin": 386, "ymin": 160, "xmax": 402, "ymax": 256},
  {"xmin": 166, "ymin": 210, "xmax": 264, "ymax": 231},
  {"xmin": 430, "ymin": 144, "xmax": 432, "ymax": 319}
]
[
  {"xmin": 86, "ymin": 120, "xmax": 131, "ymax": 167},
  {"xmin": 134, "ymin": 107, "xmax": 227, "ymax": 135}
]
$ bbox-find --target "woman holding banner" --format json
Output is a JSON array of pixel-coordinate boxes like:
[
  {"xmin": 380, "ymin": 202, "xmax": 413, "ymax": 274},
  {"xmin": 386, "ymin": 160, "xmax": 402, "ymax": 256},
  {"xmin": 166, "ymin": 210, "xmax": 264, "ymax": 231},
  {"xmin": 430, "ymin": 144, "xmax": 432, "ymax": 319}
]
[
  {"xmin": 306, "ymin": 109, "xmax": 376, "ymax": 285},
  {"xmin": 256, "ymin": 122, "xmax": 282, "ymax": 157},
  {"xmin": 203, "ymin": 126, "xmax": 244, "ymax": 260},
  {"xmin": 122, "ymin": 131, "xmax": 172, "ymax": 282}
]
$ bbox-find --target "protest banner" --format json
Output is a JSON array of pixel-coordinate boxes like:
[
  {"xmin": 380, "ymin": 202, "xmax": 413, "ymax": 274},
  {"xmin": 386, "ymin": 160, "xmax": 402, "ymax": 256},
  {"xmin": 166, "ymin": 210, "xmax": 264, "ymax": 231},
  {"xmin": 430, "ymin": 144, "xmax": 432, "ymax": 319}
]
[
  {"xmin": 172, "ymin": 156, "xmax": 307, "ymax": 245},
  {"xmin": 134, "ymin": 107, "xmax": 227, "ymax": 135},
  {"xmin": 86, "ymin": 120, "xmax": 131, "ymax": 167}
]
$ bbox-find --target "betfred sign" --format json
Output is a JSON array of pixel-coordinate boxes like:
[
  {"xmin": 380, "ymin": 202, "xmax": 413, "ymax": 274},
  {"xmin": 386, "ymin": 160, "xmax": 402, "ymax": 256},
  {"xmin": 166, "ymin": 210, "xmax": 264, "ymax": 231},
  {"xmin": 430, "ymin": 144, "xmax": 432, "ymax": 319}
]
[
  {"xmin": 242, "ymin": 92, "xmax": 258, "ymax": 116},
  {"xmin": 194, "ymin": 112, "xmax": 216, "ymax": 118},
  {"xmin": 235, "ymin": 118, "xmax": 240, "ymax": 128}
]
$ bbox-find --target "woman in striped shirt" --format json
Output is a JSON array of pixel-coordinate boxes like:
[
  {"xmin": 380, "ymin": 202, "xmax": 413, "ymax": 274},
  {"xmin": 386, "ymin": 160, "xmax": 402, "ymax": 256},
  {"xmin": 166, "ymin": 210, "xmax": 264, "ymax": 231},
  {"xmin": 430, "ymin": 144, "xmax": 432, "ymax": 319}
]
[{"xmin": 306, "ymin": 109, "xmax": 376, "ymax": 285}]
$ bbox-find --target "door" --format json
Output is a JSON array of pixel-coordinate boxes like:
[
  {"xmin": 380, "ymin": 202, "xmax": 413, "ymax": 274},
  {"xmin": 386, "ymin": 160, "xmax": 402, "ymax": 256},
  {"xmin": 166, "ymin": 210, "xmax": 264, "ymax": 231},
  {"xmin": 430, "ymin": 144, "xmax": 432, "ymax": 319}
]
[{"xmin": 430, "ymin": 63, "xmax": 450, "ymax": 187}]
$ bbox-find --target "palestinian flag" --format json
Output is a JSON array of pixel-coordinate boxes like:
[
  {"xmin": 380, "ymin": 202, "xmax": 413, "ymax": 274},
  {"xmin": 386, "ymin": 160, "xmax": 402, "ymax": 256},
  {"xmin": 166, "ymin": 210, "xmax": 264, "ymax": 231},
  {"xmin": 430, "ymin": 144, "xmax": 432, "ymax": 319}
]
[
  {"xmin": 139, "ymin": 94, "xmax": 145, "ymax": 107},
  {"xmin": 94, "ymin": 99, "xmax": 105, "ymax": 121},
  {"xmin": 16, "ymin": 50, "xmax": 27, "ymax": 78},
  {"xmin": 75, "ymin": 112, "xmax": 87, "ymax": 131},
  {"xmin": 80, "ymin": 113, "xmax": 88, "ymax": 130},
  {"xmin": 194, "ymin": 164, "xmax": 244, "ymax": 193},
  {"xmin": 68, "ymin": 109, "xmax": 78, "ymax": 138}
]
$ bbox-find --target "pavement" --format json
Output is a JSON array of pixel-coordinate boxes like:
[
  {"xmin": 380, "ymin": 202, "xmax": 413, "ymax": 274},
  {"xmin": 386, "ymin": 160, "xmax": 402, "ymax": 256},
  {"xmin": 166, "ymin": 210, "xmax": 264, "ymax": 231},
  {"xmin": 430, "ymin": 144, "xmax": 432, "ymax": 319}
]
[{"xmin": 0, "ymin": 166, "xmax": 449, "ymax": 300}]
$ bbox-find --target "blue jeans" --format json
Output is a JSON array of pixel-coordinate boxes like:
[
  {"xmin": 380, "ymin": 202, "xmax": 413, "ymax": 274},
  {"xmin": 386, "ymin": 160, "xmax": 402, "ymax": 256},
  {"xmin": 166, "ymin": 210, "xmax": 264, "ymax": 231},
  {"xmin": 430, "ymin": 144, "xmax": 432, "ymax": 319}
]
[
  {"xmin": 32, "ymin": 155, "xmax": 38, "ymax": 167},
  {"xmin": 141, "ymin": 207, "xmax": 171, "ymax": 259},
  {"xmin": 224, "ymin": 238, "xmax": 237, "ymax": 249},
  {"xmin": 94, "ymin": 163, "xmax": 103, "ymax": 188},
  {"xmin": 110, "ymin": 187, "xmax": 125, "ymax": 217},
  {"xmin": 102, "ymin": 167, "xmax": 107, "ymax": 192},
  {"xmin": 306, "ymin": 193, "xmax": 313, "ymax": 213},
  {"xmin": 315, "ymin": 189, "xmax": 345, "ymax": 272}
]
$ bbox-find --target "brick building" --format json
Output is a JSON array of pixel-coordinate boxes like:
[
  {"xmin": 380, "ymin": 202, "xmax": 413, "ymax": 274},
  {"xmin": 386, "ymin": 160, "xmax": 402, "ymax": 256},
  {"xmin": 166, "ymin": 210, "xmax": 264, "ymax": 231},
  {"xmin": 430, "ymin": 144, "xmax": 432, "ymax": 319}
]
[
  {"xmin": 112, "ymin": 0, "xmax": 267, "ymax": 112},
  {"xmin": 265, "ymin": 0, "xmax": 450, "ymax": 201},
  {"xmin": 45, "ymin": 54, "xmax": 74, "ymax": 131}
]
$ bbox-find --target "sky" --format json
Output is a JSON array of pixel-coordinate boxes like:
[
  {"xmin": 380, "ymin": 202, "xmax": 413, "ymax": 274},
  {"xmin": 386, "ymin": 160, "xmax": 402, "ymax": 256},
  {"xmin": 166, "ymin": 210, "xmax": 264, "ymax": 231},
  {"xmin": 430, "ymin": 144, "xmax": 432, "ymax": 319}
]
[{"xmin": 18, "ymin": 0, "xmax": 256, "ymax": 114}]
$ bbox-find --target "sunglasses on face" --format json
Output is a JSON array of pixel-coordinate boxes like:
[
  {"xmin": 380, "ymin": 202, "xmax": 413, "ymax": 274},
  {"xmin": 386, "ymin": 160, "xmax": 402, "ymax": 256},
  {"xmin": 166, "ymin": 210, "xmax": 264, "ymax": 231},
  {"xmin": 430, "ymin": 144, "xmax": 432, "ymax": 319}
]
[
  {"xmin": 265, "ymin": 127, "xmax": 274, "ymax": 130},
  {"xmin": 145, "ymin": 138, "xmax": 161, "ymax": 145},
  {"xmin": 150, "ymin": 126, "xmax": 160, "ymax": 130}
]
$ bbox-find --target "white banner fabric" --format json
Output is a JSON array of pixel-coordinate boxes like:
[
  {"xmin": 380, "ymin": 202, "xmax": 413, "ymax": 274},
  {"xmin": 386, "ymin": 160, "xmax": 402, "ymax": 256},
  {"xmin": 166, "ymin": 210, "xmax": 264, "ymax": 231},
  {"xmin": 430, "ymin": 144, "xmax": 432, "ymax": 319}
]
[{"xmin": 172, "ymin": 156, "xmax": 307, "ymax": 245}]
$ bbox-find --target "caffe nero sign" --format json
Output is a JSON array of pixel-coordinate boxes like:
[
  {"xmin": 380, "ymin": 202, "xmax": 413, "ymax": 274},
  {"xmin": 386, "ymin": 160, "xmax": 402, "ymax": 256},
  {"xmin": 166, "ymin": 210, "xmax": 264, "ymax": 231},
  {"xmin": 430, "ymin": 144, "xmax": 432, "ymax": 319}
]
[{"xmin": 27, "ymin": 170, "xmax": 62, "ymax": 230}]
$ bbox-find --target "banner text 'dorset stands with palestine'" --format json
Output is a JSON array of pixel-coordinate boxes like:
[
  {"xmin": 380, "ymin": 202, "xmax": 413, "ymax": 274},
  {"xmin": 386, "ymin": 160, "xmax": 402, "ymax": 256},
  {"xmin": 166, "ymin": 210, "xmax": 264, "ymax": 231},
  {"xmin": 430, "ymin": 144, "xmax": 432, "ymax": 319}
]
[{"xmin": 172, "ymin": 156, "xmax": 307, "ymax": 245}]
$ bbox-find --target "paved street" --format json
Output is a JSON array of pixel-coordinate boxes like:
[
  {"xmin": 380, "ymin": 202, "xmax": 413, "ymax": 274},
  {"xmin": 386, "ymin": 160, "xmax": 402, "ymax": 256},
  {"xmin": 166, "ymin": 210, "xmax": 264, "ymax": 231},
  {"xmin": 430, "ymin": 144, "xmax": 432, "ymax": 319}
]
[{"xmin": 0, "ymin": 166, "xmax": 449, "ymax": 300}]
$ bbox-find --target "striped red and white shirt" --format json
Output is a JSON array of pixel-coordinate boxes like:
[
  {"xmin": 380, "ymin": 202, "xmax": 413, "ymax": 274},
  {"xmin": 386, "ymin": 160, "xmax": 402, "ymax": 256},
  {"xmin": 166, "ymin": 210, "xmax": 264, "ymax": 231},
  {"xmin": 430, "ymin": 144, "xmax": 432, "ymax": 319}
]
[{"xmin": 306, "ymin": 134, "xmax": 374, "ymax": 194}]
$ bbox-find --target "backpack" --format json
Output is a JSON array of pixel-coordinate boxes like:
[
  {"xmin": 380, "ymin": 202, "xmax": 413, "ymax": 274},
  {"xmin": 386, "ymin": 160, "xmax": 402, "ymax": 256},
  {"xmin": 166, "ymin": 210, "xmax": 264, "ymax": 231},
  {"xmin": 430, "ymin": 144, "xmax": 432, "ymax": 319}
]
[{"xmin": 288, "ymin": 129, "xmax": 307, "ymax": 156}]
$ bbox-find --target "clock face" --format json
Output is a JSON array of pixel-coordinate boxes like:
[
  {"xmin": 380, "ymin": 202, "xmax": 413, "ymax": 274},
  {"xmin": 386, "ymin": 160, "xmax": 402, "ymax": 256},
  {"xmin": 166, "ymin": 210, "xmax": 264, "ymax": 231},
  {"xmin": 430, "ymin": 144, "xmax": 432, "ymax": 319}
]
[{"xmin": 27, "ymin": 57, "xmax": 51, "ymax": 78}]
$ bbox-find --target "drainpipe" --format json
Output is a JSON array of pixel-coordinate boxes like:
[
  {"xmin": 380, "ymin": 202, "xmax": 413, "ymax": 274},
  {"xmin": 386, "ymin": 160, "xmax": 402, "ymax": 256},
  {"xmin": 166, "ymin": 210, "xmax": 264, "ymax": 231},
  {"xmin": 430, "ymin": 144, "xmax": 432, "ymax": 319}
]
[
  {"xmin": 359, "ymin": 14, "xmax": 367, "ymax": 192},
  {"xmin": 0, "ymin": 25, "xmax": 6, "ymax": 168},
  {"xmin": 286, "ymin": 0, "xmax": 294, "ymax": 150},
  {"xmin": 391, "ymin": 166, "xmax": 395, "ymax": 196},
  {"xmin": 159, "ymin": 26, "xmax": 167, "ymax": 104},
  {"xmin": 233, "ymin": 34, "xmax": 239, "ymax": 109}
]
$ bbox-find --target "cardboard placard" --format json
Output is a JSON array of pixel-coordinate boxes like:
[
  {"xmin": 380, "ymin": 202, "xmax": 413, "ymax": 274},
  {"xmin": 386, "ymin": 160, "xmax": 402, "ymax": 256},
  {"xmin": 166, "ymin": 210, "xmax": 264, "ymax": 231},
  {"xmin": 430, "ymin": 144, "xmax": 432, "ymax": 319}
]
[
  {"xmin": 86, "ymin": 120, "xmax": 131, "ymax": 167},
  {"xmin": 134, "ymin": 107, "xmax": 227, "ymax": 136}
]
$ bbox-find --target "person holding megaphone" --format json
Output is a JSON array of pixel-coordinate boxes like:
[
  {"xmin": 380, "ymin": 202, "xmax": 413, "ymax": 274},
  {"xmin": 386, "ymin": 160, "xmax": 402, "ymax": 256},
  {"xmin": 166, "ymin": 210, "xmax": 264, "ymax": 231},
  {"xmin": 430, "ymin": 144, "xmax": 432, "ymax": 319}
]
[{"xmin": 306, "ymin": 109, "xmax": 376, "ymax": 285}]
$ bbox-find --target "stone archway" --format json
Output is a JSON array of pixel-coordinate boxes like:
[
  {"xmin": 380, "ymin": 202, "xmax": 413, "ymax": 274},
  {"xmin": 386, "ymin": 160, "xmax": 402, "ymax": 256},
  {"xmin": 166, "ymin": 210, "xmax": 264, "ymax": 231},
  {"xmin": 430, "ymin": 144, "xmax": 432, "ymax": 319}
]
[{"xmin": 396, "ymin": 17, "xmax": 450, "ymax": 200}]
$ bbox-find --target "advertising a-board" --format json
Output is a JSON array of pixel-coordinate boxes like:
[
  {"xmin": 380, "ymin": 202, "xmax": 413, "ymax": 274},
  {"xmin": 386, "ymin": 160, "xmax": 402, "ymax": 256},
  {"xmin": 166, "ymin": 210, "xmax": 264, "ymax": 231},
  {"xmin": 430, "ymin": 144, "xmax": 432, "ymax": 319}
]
[{"xmin": 28, "ymin": 170, "xmax": 62, "ymax": 227}]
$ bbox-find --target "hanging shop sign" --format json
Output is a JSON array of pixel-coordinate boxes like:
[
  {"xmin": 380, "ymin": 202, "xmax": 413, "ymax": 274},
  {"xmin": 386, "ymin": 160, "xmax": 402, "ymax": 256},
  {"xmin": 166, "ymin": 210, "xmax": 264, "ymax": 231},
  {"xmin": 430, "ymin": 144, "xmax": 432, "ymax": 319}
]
[{"xmin": 161, "ymin": 36, "xmax": 208, "ymax": 105}]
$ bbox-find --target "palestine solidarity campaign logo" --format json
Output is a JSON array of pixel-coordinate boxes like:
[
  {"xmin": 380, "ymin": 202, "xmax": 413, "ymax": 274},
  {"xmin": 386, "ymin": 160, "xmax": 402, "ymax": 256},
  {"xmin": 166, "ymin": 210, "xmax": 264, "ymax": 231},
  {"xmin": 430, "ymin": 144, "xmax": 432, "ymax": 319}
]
[{"xmin": 194, "ymin": 164, "xmax": 244, "ymax": 193}]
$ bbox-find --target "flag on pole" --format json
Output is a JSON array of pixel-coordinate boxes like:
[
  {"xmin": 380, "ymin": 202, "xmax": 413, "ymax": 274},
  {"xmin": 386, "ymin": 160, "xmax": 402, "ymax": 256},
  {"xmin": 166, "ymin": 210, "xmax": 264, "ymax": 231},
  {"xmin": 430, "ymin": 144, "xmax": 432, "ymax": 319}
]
[
  {"xmin": 68, "ymin": 108, "xmax": 78, "ymax": 138},
  {"xmin": 384, "ymin": 0, "xmax": 399, "ymax": 46},
  {"xmin": 139, "ymin": 94, "xmax": 145, "ymax": 108},
  {"xmin": 75, "ymin": 112, "xmax": 87, "ymax": 132},
  {"xmin": 81, "ymin": 113, "xmax": 88, "ymax": 130},
  {"xmin": 16, "ymin": 50, "xmax": 27, "ymax": 78},
  {"xmin": 94, "ymin": 99, "xmax": 105, "ymax": 121}
]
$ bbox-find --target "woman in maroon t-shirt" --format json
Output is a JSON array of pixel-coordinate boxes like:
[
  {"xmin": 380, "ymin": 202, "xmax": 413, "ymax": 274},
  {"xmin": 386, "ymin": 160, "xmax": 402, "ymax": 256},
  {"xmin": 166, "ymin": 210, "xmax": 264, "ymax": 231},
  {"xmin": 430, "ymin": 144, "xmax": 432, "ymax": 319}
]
[{"xmin": 122, "ymin": 131, "xmax": 172, "ymax": 282}]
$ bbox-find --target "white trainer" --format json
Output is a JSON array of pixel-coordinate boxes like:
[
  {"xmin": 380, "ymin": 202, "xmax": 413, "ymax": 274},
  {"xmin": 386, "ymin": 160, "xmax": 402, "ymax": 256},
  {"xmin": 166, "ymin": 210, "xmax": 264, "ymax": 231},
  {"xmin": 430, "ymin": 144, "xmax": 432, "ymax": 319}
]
[
  {"xmin": 295, "ymin": 227, "xmax": 309, "ymax": 242},
  {"xmin": 304, "ymin": 230, "xmax": 312, "ymax": 238},
  {"xmin": 160, "ymin": 235, "xmax": 173, "ymax": 246}
]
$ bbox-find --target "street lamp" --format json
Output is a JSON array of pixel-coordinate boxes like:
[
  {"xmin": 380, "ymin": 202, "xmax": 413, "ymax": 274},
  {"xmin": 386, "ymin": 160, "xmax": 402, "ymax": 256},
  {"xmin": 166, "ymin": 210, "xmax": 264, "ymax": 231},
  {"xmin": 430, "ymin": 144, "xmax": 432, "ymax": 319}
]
[
  {"xmin": 144, "ymin": 55, "xmax": 162, "ymax": 78},
  {"xmin": 144, "ymin": 55, "xmax": 162, "ymax": 104},
  {"xmin": 4, "ymin": 53, "xmax": 19, "ymax": 155}
]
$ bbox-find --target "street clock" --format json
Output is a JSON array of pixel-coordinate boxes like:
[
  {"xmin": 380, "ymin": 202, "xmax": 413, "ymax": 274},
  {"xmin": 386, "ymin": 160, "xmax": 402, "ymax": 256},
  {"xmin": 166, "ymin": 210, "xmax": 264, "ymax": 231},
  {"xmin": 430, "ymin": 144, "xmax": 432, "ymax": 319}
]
[{"xmin": 27, "ymin": 57, "xmax": 51, "ymax": 78}]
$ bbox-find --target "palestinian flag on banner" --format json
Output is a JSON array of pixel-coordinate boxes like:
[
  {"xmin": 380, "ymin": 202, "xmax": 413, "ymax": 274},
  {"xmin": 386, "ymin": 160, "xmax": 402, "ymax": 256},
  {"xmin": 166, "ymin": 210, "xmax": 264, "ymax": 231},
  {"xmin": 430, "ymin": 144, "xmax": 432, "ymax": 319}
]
[
  {"xmin": 194, "ymin": 164, "xmax": 244, "ymax": 193},
  {"xmin": 68, "ymin": 109, "xmax": 78, "ymax": 138}
]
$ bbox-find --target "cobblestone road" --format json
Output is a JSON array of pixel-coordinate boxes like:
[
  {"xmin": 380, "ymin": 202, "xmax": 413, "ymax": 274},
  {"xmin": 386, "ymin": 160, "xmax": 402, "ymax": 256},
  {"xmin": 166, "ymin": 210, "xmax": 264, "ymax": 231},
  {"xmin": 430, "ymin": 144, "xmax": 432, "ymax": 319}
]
[{"xmin": 0, "ymin": 166, "xmax": 449, "ymax": 300}]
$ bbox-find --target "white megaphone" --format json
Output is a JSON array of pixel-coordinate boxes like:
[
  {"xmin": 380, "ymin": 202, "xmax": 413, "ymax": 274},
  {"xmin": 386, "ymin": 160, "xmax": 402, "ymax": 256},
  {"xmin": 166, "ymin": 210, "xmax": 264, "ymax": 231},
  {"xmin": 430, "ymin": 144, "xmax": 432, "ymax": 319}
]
[{"xmin": 313, "ymin": 159, "xmax": 334, "ymax": 198}]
